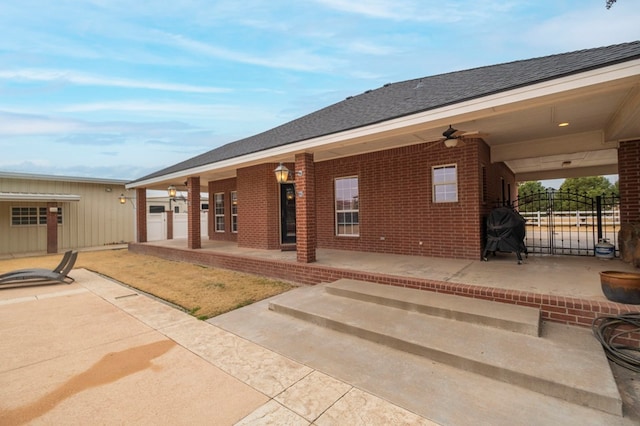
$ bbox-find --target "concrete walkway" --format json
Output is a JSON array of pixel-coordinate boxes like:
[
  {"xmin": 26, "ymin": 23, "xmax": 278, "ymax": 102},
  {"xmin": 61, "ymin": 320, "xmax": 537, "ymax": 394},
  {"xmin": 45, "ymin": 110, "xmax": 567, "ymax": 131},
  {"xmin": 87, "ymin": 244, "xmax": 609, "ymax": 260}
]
[{"xmin": 0, "ymin": 269, "xmax": 435, "ymax": 425}]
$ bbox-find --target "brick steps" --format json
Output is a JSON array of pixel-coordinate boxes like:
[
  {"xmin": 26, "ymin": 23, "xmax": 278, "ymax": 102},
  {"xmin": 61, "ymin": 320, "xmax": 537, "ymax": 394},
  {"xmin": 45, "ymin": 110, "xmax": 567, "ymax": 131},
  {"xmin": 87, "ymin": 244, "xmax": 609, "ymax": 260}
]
[{"xmin": 268, "ymin": 279, "xmax": 622, "ymax": 416}]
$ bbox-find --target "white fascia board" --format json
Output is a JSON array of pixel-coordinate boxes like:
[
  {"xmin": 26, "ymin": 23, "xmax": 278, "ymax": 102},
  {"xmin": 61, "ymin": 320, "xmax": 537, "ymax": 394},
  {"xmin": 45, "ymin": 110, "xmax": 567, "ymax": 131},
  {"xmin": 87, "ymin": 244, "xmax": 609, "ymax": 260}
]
[{"xmin": 128, "ymin": 60, "xmax": 640, "ymax": 189}]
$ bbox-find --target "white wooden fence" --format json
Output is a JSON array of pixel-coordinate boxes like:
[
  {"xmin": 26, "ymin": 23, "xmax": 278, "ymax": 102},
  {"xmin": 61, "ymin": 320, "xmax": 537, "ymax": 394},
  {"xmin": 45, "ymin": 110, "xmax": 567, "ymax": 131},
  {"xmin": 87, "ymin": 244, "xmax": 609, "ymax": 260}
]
[
  {"xmin": 147, "ymin": 212, "xmax": 208, "ymax": 241},
  {"xmin": 520, "ymin": 210, "xmax": 620, "ymax": 228}
]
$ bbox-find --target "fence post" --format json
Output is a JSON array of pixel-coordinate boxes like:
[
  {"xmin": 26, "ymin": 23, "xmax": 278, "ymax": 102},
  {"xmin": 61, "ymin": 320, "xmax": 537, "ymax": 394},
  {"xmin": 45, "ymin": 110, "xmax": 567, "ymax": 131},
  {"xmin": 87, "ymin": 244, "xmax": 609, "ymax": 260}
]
[{"xmin": 596, "ymin": 195, "xmax": 603, "ymax": 240}]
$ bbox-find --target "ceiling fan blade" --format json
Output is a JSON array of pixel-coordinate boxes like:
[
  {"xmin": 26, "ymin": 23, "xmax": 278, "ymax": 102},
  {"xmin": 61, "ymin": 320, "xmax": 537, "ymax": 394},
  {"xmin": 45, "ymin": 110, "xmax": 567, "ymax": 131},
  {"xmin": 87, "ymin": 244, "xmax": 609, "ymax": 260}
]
[{"xmin": 459, "ymin": 130, "xmax": 489, "ymax": 138}]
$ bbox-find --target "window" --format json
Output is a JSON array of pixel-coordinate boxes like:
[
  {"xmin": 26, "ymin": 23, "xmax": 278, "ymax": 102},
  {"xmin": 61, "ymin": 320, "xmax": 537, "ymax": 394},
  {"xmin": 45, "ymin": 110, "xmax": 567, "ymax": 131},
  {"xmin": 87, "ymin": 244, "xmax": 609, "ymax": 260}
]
[
  {"xmin": 335, "ymin": 177, "xmax": 359, "ymax": 236},
  {"xmin": 149, "ymin": 205, "xmax": 165, "ymax": 213},
  {"xmin": 433, "ymin": 165, "xmax": 458, "ymax": 203},
  {"xmin": 230, "ymin": 191, "xmax": 238, "ymax": 233},
  {"xmin": 11, "ymin": 207, "xmax": 62, "ymax": 226},
  {"xmin": 214, "ymin": 193, "xmax": 225, "ymax": 232}
]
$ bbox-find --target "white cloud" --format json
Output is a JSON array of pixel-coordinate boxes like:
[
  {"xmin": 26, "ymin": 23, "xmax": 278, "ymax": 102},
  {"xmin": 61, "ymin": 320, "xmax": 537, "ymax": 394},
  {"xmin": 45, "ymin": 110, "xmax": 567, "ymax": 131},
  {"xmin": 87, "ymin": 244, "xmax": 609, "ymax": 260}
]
[
  {"xmin": 311, "ymin": 0, "xmax": 515, "ymax": 22},
  {"xmin": 158, "ymin": 31, "xmax": 345, "ymax": 73},
  {"xmin": 521, "ymin": 4, "xmax": 640, "ymax": 51},
  {"xmin": 56, "ymin": 100, "xmax": 282, "ymax": 124},
  {"xmin": 0, "ymin": 69, "xmax": 230, "ymax": 94}
]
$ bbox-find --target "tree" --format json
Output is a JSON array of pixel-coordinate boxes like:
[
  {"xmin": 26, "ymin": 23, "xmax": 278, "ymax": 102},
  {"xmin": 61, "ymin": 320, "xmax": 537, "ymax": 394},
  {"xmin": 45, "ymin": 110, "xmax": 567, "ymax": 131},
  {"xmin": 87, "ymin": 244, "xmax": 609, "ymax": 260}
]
[
  {"xmin": 606, "ymin": 0, "xmax": 617, "ymax": 9},
  {"xmin": 517, "ymin": 181, "xmax": 549, "ymax": 212},
  {"xmin": 559, "ymin": 176, "xmax": 615, "ymax": 197},
  {"xmin": 557, "ymin": 176, "xmax": 617, "ymax": 210}
]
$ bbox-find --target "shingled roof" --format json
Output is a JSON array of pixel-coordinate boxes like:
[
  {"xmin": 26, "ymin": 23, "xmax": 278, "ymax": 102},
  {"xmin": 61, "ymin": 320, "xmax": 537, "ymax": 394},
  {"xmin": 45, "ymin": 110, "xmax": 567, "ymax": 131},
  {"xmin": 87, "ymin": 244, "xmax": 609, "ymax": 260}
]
[{"xmin": 131, "ymin": 41, "xmax": 640, "ymax": 184}]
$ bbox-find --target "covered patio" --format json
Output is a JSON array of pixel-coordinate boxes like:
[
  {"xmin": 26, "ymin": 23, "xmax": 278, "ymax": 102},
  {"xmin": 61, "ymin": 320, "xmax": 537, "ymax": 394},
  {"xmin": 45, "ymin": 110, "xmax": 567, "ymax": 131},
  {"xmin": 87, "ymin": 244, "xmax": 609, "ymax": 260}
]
[{"xmin": 130, "ymin": 239, "xmax": 640, "ymax": 335}]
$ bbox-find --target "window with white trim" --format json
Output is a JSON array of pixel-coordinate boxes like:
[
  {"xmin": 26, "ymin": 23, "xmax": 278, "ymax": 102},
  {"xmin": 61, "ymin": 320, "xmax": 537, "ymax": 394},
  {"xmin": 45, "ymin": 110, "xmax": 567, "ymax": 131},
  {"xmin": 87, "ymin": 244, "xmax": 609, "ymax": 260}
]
[
  {"xmin": 214, "ymin": 193, "xmax": 225, "ymax": 232},
  {"xmin": 11, "ymin": 207, "xmax": 62, "ymax": 226},
  {"xmin": 230, "ymin": 191, "xmax": 238, "ymax": 233},
  {"xmin": 335, "ymin": 177, "xmax": 359, "ymax": 236},
  {"xmin": 433, "ymin": 164, "xmax": 458, "ymax": 203}
]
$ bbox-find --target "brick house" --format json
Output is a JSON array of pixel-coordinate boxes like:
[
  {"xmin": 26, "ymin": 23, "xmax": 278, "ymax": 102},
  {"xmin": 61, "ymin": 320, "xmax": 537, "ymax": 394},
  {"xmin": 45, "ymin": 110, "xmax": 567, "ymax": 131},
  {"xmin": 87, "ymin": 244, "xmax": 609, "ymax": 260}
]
[{"xmin": 126, "ymin": 41, "xmax": 640, "ymax": 265}]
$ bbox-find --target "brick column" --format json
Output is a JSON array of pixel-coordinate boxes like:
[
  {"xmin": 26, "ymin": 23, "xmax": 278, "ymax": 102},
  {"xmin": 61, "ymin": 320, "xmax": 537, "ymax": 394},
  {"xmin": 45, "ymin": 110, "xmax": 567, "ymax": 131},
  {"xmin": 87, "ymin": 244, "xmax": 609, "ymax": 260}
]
[
  {"xmin": 46, "ymin": 202, "xmax": 58, "ymax": 253},
  {"xmin": 295, "ymin": 153, "xmax": 316, "ymax": 263},
  {"xmin": 166, "ymin": 210, "xmax": 173, "ymax": 240},
  {"xmin": 187, "ymin": 176, "xmax": 201, "ymax": 249},
  {"xmin": 136, "ymin": 188, "xmax": 147, "ymax": 243},
  {"xmin": 618, "ymin": 140, "xmax": 640, "ymax": 223}
]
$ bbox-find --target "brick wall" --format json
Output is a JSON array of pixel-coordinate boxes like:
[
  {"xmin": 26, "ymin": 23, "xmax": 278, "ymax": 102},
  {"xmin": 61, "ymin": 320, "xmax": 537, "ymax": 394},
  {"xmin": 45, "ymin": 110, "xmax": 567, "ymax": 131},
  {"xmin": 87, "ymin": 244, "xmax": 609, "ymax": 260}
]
[
  {"xmin": 237, "ymin": 164, "xmax": 283, "ymax": 249},
  {"xmin": 618, "ymin": 140, "xmax": 640, "ymax": 223},
  {"xmin": 136, "ymin": 188, "xmax": 147, "ymax": 243},
  {"xmin": 209, "ymin": 178, "xmax": 238, "ymax": 242},
  {"xmin": 295, "ymin": 153, "xmax": 316, "ymax": 262},
  {"xmin": 187, "ymin": 177, "xmax": 201, "ymax": 249},
  {"xmin": 204, "ymin": 139, "xmax": 513, "ymax": 260},
  {"xmin": 46, "ymin": 202, "xmax": 58, "ymax": 253},
  {"xmin": 314, "ymin": 139, "xmax": 502, "ymax": 259},
  {"xmin": 130, "ymin": 241, "xmax": 640, "ymax": 346}
]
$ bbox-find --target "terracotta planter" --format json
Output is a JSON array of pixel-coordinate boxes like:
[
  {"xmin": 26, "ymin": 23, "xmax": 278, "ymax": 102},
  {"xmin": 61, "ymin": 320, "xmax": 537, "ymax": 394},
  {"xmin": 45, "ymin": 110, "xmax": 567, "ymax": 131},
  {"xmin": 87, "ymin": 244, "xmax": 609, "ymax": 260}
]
[{"xmin": 600, "ymin": 271, "xmax": 640, "ymax": 304}]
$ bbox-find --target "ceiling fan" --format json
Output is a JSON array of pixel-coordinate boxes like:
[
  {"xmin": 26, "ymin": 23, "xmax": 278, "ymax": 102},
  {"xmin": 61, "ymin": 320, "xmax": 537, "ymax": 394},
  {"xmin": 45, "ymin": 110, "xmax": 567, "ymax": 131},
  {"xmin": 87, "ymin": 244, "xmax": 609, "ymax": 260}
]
[{"xmin": 440, "ymin": 125, "xmax": 486, "ymax": 147}]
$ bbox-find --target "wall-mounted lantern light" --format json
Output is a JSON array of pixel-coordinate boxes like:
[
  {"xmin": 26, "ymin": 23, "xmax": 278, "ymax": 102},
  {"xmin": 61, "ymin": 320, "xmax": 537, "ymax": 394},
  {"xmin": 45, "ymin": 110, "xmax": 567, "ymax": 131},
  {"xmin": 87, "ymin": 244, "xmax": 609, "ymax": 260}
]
[
  {"xmin": 167, "ymin": 185, "xmax": 177, "ymax": 198},
  {"xmin": 118, "ymin": 194, "xmax": 135, "ymax": 207},
  {"xmin": 274, "ymin": 162, "xmax": 303, "ymax": 183},
  {"xmin": 274, "ymin": 163, "xmax": 290, "ymax": 183},
  {"xmin": 286, "ymin": 187, "xmax": 295, "ymax": 200}
]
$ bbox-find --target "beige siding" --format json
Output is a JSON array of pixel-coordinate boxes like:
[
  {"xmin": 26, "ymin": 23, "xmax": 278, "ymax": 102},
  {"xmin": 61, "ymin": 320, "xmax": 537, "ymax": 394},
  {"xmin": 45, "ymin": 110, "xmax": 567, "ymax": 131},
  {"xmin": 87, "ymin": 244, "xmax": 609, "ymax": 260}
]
[{"xmin": 0, "ymin": 177, "xmax": 134, "ymax": 255}]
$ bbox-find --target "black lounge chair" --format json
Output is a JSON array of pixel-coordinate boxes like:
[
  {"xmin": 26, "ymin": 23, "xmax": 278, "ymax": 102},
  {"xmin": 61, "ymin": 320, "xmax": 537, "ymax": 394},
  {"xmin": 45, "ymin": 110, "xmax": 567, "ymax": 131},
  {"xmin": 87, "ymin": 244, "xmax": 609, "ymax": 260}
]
[
  {"xmin": 0, "ymin": 251, "xmax": 78, "ymax": 287},
  {"xmin": 0, "ymin": 250, "xmax": 73, "ymax": 279}
]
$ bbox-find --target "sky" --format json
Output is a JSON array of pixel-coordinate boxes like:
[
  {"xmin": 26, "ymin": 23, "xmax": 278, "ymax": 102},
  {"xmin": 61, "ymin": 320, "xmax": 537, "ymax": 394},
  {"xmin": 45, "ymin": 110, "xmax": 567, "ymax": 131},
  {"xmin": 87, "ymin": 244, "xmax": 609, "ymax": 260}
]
[{"xmin": 1, "ymin": 1, "xmax": 639, "ymax": 182}]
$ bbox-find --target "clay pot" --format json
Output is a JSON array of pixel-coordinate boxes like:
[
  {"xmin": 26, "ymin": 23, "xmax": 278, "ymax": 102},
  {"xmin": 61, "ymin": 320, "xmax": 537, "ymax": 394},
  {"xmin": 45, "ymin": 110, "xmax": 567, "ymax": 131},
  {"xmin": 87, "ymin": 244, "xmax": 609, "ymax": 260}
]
[{"xmin": 600, "ymin": 271, "xmax": 640, "ymax": 304}]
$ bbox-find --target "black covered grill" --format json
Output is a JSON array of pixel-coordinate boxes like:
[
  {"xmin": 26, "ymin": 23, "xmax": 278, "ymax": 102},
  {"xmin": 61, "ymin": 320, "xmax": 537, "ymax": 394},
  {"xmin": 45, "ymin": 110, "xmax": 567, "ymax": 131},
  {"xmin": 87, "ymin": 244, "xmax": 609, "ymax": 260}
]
[{"xmin": 482, "ymin": 207, "xmax": 528, "ymax": 264}]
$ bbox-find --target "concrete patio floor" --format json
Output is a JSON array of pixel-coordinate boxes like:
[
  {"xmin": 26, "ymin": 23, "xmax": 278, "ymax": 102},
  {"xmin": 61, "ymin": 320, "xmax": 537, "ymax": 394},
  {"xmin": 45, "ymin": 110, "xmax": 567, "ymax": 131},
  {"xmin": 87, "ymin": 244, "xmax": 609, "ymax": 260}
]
[
  {"xmin": 0, "ymin": 270, "xmax": 433, "ymax": 425},
  {"xmin": 1, "ymin": 245, "xmax": 639, "ymax": 424}
]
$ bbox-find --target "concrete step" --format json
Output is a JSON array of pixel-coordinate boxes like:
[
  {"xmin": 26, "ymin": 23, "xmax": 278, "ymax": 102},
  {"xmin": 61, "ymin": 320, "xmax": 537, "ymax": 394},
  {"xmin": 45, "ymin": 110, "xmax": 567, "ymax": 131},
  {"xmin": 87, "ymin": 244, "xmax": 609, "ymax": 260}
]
[
  {"xmin": 325, "ymin": 278, "xmax": 541, "ymax": 336},
  {"xmin": 268, "ymin": 282, "xmax": 622, "ymax": 416}
]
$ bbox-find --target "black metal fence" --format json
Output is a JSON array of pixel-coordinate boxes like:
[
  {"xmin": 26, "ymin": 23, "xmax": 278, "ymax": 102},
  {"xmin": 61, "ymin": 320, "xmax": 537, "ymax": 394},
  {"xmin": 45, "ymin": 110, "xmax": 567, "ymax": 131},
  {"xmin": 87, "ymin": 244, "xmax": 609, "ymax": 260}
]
[{"xmin": 512, "ymin": 190, "xmax": 620, "ymax": 256}]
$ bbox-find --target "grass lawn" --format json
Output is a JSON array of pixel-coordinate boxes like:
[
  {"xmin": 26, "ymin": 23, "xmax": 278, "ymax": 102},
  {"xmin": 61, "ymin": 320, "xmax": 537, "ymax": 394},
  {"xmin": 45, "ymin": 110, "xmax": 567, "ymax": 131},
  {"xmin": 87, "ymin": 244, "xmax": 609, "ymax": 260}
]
[{"xmin": 0, "ymin": 249, "xmax": 293, "ymax": 319}]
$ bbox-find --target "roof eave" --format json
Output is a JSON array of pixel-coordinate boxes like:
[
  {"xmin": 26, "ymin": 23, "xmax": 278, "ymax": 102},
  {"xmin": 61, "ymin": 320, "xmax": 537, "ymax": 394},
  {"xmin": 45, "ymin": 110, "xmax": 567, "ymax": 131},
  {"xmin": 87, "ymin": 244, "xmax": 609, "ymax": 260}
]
[{"xmin": 127, "ymin": 59, "xmax": 640, "ymax": 190}]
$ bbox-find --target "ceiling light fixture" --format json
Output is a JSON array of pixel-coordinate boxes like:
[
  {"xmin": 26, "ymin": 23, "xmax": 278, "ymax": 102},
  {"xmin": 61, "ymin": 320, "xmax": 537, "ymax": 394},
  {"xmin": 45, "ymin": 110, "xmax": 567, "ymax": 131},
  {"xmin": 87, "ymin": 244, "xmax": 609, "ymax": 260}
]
[{"xmin": 442, "ymin": 125, "xmax": 459, "ymax": 148}]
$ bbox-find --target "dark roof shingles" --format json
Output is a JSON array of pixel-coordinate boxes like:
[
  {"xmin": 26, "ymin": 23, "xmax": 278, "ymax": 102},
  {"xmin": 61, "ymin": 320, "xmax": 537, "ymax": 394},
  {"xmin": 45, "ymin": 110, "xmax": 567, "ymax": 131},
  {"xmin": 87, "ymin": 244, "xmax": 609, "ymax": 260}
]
[{"xmin": 133, "ymin": 41, "xmax": 640, "ymax": 183}]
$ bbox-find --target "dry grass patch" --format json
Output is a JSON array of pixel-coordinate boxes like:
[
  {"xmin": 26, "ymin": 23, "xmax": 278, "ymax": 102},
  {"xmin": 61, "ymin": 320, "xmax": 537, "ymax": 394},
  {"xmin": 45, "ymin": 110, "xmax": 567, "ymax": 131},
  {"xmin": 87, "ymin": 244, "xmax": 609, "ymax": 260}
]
[{"xmin": 0, "ymin": 249, "xmax": 293, "ymax": 319}]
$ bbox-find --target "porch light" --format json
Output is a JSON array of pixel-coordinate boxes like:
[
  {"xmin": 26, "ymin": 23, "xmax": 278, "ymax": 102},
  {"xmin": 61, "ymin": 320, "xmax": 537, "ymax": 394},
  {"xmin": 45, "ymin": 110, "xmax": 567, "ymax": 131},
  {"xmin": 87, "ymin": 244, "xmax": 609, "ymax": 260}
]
[
  {"xmin": 442, "ymin": 125, "xmax": 459, "ymax": 148},
  {"xmin": 286, "ymin": 187, "xmax": 295, "ymax": 200},
  {"xmin": 274, "ymin": 163, "xmax": 290, "ymax": 183},
  {"xmin": 444, "ymin": 138, "xmax": 458, "ymax": 148},
  {"xmin": 167, "ymin": 185, "xmax": 177, "ymax": 198},
  {"xmin": 118, "ymin": 194, "xmax": 135, "ymax": 208}
]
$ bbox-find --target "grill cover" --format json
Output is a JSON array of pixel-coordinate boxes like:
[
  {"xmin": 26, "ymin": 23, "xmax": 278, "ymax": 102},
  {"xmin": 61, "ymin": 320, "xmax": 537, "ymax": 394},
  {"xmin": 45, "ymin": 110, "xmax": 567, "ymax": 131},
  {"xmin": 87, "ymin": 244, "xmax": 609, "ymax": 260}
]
[{"xmin": 483, "ymin": 207, "xmax": 527, "ymax": 262}]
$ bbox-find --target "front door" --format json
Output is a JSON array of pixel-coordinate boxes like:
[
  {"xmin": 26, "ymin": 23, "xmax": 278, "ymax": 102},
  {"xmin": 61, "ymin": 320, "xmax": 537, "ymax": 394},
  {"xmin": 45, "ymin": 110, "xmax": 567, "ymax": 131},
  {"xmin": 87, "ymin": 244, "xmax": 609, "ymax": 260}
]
[{"xmin": 280, "ymin": 183, "xmax": 296, "ymax": 244}]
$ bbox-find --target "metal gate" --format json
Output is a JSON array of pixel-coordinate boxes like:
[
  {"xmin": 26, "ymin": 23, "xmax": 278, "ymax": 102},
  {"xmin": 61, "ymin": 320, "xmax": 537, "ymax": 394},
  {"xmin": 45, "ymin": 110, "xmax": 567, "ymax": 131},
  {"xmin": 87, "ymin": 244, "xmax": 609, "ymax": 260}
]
[{"xmin": 513, "ymin": 190, "xmax": 620, "ymax": 256}]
